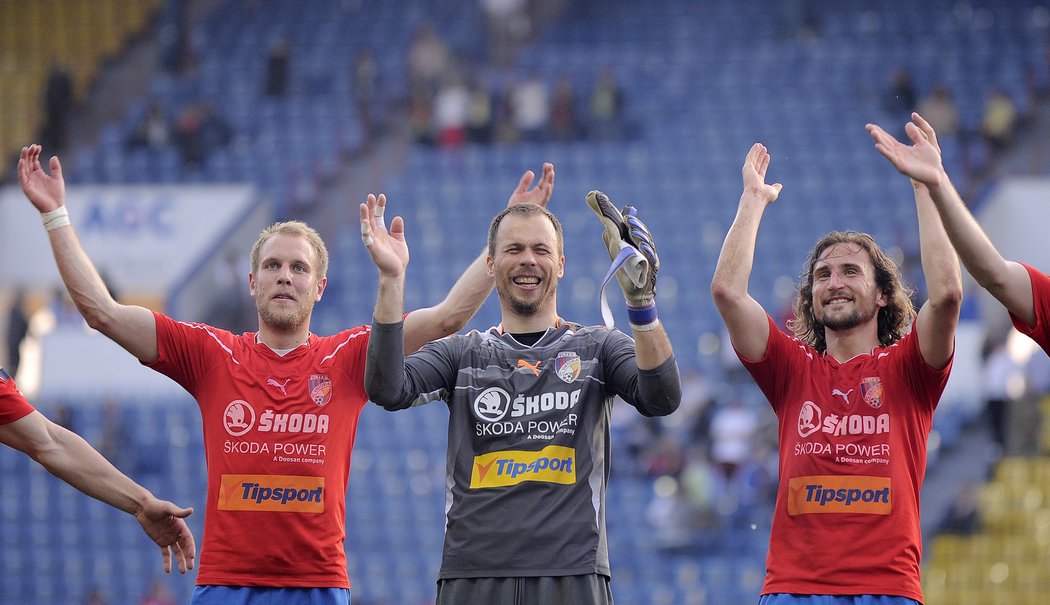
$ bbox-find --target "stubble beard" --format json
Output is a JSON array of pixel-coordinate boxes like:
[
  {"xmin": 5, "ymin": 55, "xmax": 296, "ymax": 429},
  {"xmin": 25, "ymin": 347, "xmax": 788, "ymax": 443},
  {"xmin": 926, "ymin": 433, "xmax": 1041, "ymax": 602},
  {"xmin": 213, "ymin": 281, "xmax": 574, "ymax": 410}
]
[
  {"xmin": 257, "ymin": 299, "xmax": 310, "ymax": 332},
  {"xmin": 497, "ymin": 276, "xmax": 557, "ymax": 319}
]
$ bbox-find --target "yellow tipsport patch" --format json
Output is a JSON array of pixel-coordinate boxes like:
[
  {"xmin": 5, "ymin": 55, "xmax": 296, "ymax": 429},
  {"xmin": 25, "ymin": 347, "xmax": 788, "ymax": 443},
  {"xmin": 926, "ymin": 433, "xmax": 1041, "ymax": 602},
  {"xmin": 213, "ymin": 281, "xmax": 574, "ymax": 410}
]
[
  {"xmin": 218, "ymin": 474, "xmax": 324, "ymax": 512},
  {"xmin": 470, "ymin": 445, "xmax": 576, "ymax": 488}
]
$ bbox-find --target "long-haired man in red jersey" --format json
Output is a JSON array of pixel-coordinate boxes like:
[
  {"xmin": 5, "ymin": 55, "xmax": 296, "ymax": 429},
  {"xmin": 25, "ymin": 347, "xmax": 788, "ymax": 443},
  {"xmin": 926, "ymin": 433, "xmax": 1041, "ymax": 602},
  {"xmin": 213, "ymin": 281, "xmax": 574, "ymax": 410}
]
[
  {"xmin": 18, "ymin": 143, "xmax": 554, "ymax": 605},
  {"xmin": 711, "ymin": 118, "xmax": 963, "ymax": 605}
]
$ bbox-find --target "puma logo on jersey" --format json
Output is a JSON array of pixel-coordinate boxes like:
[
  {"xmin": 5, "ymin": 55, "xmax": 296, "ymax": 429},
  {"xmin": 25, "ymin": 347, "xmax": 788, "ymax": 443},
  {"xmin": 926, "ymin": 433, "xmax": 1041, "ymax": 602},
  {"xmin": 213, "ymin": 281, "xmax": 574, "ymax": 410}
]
[
  {"xmin": 831, "ymin": 388, "xmax": 853, "ymax": 405},
  {"xmin": 517, "ymin": 359, "xmax": 541, "ymax": 375},
  {"xmin": 267, "ymin": 378, "xmax": 290, "ymax": 396}
]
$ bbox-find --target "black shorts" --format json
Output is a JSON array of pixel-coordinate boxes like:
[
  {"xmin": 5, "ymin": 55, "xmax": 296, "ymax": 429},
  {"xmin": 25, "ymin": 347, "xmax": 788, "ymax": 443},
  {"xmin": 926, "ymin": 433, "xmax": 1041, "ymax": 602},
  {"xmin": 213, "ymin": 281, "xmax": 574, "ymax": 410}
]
[{"xmin": 436, "ymin": 574, "xmax": 613, "ymax": 605}]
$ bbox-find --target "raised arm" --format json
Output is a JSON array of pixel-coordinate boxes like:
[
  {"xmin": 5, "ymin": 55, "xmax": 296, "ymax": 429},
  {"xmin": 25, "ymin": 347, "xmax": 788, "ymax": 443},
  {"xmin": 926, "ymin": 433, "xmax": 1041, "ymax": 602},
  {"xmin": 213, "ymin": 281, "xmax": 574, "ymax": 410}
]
[
  {"xmin": 585, "ymin": 191, "xmax": 674, "ymax": 370},
  {"xmin": 870, "ymin": 113, "xmax": 1034, "ymax": 325},
  {"xmin": 360, "ymin": 196, "xmax": 458, "ymax": 409},
  {"xmin": 867, "ymin": 114, "xmax": 963, "ymax": 368},
  {"xmin": 0, "ymin": 411, "xmax": 196, "ymax": 573},
  {"xmin": 710, "ymin": 144, "xmax": 783, "ymax": 361},
  {"xmin": 402, "ymin": 163, "xmax": 555, "ymax": 353},
  {"xmin": 18, "ymin": 145, "xmax": 159, "ymax": 363}
]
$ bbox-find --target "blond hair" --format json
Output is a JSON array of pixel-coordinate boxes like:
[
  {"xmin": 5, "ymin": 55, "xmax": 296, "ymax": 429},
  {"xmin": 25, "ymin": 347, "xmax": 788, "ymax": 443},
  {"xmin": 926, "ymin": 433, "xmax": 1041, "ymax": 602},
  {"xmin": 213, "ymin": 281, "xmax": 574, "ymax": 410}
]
[{"xmin": 249, "ymin": 221, "xmax": 329, "ymax": 280}]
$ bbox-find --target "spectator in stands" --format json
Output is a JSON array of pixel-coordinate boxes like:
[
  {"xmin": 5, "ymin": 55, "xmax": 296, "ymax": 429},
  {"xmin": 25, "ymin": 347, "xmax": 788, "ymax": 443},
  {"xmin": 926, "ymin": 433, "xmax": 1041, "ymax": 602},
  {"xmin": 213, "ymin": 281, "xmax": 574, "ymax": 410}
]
[
  {"xmin": 916, "ymin": 83, "xmax": 960, "ymax": 138},
  {"xmin": 480, "ymin": 0, "xmax": 530, "ymax": 66},
  {"xmin": 174, "ymin": 103, "xmax": 205, "ymax": 169},
  {"xmin": 882, "ymin": 67, "xmax": 917, "ymax": 124},
  {"xmin": 264, "ymin": 37, "xmax": 291, "ymax": 97},
  {"xmin": 981, "ymin": 332, "xmax": 1020, "ymax": 454},
  {"xmin": 549, "ymin": 74, "xmax": 580, "ymax": 142},
  {"xmin": 493, "ymin": 80, "xmax": 522, "ymax": 143},
  {"xmin": 408, "ymin": 81, "xmax": 436, "ymax": 145},
  {"xmin": 351, "ymin": 47, "xmax": 381, "ymax": 147},
  {"xmin": 588, "ymin": 69, "xmax": 624, "ymax": 140},
  {"xmin": 466, "ymin": 78, "xmax": 494, "ymax": 143},
  {"xmin": 5, "ymin": 287, "xmax": 29, "ymax": 378},
  {"xmin": 980, "ymin": 88, "xmax": 1018, "ymax": 152},
  {"xmin": 18, "ymin": 143, "xmax": 553, "ymax": 605},
  {"xmin": 41, "ymin": 60, "xmax": 74, "ymax": 153},
  {"xmin": 433, "ymin": 74, "xmax": 471, "ymax": 148},
  {"xmin": 198, "ymin": 102, "xmax": 232, "ymax": 157},
  {"xmin": 127, "ymin": 103, "xmax": 173, "ymax": 152},
  {"xmin": 708, "ymin": 398, "xmax": 759, "ymax": 481},
  {"xmin": 362, "ymin": 189, "xmax": 679, "ymax": 605},
  {"xmin": 0, "ymin": 367, "xmax": 195, "ymax": 574},
  {"xmin": 98, "ymin": 398, "xmax": 134, "ymax": 472},
  {"xmin": 512, "ymin": 72, "xmax": 550, "ymax": 142},
  {"xmin": 173, "ymin": 101, "xmax": 230, "ymax": 170},
  {"xmin": 407, "ymin": 24, "xmax": 452, "ymax": 96},
  {"xmin": 712, "ymin": 123, "xmax": 961, "ymax": 603}
]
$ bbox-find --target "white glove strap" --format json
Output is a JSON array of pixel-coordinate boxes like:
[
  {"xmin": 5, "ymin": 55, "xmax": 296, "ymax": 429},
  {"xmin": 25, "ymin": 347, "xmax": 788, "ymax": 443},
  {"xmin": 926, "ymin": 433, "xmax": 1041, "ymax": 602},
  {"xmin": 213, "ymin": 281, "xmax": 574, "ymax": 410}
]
[{"xmin": 598, "ymin": 241, "xmax": 649, "ymax": 328}]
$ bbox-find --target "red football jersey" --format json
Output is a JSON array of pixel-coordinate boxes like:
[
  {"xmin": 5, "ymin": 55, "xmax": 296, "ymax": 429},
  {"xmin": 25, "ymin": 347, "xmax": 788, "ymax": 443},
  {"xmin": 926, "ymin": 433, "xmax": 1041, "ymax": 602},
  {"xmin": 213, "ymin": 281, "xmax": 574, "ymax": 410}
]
[
  {"xmin": 740, "ymin": 315, "xmax": 950, "ymax": 602},
  {"xmin": 148, "ymin": 312, "xmax": 369, "ymax": 588},
  {"xmin": 1011, "ymin": 263, "xmax": 1050, "ymax": 356},
  {"xmin": 0, "ymin": 369, "xmax": 35, "ymax": 426}
]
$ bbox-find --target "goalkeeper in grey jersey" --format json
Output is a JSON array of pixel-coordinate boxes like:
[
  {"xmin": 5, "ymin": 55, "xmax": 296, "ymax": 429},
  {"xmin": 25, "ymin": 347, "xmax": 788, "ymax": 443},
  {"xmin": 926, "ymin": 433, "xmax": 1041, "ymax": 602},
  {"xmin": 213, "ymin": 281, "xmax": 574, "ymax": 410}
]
[{"xmin": 361, "ymin": 189, "xmax": 680, "ymax": 605}]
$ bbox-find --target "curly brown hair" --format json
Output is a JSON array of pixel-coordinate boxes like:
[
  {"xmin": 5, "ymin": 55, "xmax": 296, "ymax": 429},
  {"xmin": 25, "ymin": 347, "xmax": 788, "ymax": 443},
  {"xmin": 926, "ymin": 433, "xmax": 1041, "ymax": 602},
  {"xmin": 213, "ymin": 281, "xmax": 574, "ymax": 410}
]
[{"xmin": 788, "ymin": 231, "xmax": 915, "ymax": 352}]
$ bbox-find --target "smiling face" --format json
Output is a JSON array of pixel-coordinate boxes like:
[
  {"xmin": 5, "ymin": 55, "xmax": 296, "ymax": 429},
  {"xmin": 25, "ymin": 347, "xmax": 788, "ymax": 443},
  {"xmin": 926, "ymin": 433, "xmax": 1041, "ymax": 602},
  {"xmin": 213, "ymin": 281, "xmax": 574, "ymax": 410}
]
[
  {"xmin": 488, "ymin": 212, "xmax": 565, "ymax": 321},
  {"xmin": 249, "ymin": 233, "xmax": 326, "ymax": 333},
  {"xmin": 811, "ymin": 242, "xmax": 887, "ymax": 333}
]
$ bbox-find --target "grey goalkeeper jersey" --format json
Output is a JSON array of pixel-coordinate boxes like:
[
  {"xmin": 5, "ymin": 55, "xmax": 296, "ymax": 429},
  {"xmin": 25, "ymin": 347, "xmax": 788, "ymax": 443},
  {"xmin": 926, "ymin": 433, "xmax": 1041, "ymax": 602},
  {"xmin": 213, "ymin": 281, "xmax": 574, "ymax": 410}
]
[{"xmin": 366, "ymin": 320, "xmax": 681, "ymax": 579}]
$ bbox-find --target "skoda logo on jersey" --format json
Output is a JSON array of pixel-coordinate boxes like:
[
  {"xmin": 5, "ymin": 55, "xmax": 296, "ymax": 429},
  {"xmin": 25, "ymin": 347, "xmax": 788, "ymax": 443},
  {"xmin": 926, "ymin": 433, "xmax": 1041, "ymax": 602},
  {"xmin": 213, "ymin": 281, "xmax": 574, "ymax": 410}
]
[
  {"xmin": 473, "ymin": 387, "xmax": 512, "ymax": 422},
  {"xmin": 554, "ymin": 352, "xmax": 581, "ymax": 384},
  {"xmin": 224, "ymin": 400, "xmax": 256, "ymax": 436},
  {"xmin": 797, "ymin": 401, "xmax": 822, "ymax": 438}
]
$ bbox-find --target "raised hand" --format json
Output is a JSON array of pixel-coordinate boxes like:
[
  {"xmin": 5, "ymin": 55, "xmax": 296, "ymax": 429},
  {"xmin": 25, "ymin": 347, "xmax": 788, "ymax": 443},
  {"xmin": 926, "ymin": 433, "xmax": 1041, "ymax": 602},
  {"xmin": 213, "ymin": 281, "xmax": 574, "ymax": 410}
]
[
  {"xmin": 586, "ymin": 190, "xmax": 659, "ymax": 310},
  {"xmin": 506, "ymin": 162, "xmax": 555, "ymax": 208},
  {"xmin": 867, "ymin": 112, "xmax": 945, "ymax": 188},
  {"xmin": 360, "ymin": 193, "xmax": 409, "ymax": 278},
  {"xmin": 742, "ymin": 143, "xmax": 783, "ymax": 204},
  {"xmin": 18, "ymin": 144, "xmax": 65, "ymax": 213},
  {"xmin": 134, "ymin": 497, "xmax": 196, "ymax": 574}
]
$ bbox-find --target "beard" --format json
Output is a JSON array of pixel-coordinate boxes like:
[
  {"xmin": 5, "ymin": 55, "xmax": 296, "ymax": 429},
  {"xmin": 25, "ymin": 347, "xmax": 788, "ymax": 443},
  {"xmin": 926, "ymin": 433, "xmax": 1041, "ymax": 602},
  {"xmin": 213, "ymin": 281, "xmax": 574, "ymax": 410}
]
[
  {"xmin": 818, "ymin": 301, "xmax": 878, "ymax": 332},
  {"xmin": 257, "ymin": 298, "xmax": 311, "ymax": 332},
  {"xmin": 496, "ymin": 274, "xmax": 557, "ymax": 318}
]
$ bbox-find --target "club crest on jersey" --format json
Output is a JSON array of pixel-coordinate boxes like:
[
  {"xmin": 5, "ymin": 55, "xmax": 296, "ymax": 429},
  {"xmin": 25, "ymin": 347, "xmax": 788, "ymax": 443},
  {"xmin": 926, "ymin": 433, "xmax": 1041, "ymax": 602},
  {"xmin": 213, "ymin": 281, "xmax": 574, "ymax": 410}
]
[
  {"xmin": 554, "ymin": 352, "xmax": 581, "ymax": 384},
  {"xmin": 309, "ymin": 374, "xmax": 332, "ymax": 407},
  {"xmin": 861, "ymin": 377, "xmax": 884, "ymax": 409}
]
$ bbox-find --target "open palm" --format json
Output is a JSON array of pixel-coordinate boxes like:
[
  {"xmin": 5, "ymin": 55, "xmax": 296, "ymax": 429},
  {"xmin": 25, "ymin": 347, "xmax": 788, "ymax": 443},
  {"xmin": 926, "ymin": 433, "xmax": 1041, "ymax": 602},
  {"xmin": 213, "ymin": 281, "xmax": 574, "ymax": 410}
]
[
  {"xmin": 867, "ymin": 113, "xmax": 944, "ymax": 187},
  {"xmin": 506, "ymin": 162, "xmax": 555, "ymax": 208},
  {"xmin": 741, "ymin": 143, "xmax": 783, "ymax": 204},
  {"xmin": 18, "ymin": 145, "xmax": 65, "ymax": 212},
  {"xmin": 360, "ymin": 193, "xmax": 409, "ymax": 277}
]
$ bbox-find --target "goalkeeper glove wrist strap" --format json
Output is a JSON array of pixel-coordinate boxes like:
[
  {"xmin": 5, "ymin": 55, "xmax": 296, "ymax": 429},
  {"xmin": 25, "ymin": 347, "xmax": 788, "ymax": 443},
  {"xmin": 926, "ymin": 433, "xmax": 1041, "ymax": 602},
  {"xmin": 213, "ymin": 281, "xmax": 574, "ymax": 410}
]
[{"xmin": 628, "ymin": 304, "xmax": 659, "ymax": 331}]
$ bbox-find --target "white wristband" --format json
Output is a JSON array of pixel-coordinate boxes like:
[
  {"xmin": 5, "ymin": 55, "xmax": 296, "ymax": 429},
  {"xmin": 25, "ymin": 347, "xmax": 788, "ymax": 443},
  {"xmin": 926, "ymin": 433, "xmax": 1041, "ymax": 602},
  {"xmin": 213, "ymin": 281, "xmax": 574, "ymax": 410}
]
[
  {"xmin": 630, "ymin": 318, "xmax": 661, "ymax": 332},
  {"xmin": 41, "ymin": 206, "xmax": 70, "ymax": 231}
]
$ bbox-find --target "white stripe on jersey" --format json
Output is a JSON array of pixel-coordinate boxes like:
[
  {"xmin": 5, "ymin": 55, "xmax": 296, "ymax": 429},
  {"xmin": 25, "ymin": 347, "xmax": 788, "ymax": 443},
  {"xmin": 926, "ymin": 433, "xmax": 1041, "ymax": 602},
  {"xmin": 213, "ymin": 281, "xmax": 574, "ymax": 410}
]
[
  {"xmin": 320, "ymin": 327, "xmax": 371, "ymax": 365},
  {"xmin": 177, "ymin": 321, "xmax": 240, "ymax": 365}
]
